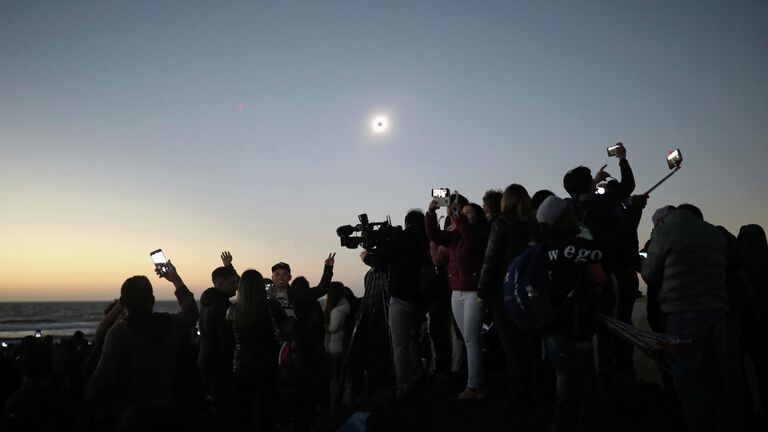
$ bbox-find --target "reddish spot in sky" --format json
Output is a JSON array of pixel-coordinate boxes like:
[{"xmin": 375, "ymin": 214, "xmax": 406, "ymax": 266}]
[{"xmin": 237, "ymin": 104, "xmax": 247, "ymax": 110}]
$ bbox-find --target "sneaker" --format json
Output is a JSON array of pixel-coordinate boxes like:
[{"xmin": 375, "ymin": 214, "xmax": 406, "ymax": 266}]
[{"xmin": 457, "ymin": 387, "xmax": 487, "ymax": 400}]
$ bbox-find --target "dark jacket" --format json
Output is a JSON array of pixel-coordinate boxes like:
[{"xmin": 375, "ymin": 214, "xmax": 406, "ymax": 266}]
[
  {"xmin": 540, "ymin": 236, "xmax": 606, "ymax": 339},
  {"xmin": 738, "ymin": 224, "xmax": 768, "ymax": 311},
  {"xmin": 227, "ymin": 300, "xmax": 287, "ymax": 378},
  {"xmin": 426, "ymin": 210, "xmax": 489, "ymax": 292},
  {"xmin": 477, "ymin": 213, "xmax": 538, "ymax": 301},
  {"xmin": 612, "ymin": 197, "xmax": 644, "ymax": 271},
  {"xmin": 85, "ymin": 286, "xmax": 198, "ymax": 416},
  {"xmin": 197, "ymin": 287, "xmax": 235, "ymax": 382},
  {"xmin": 572, "ymin": 158, "xmax": 635, "ymax": 271},
  {"xmin": 362, "ymin": 225, "xmax": 431, "ymax": 305},
  {"xmin": 718, "ymin": 226, "xmax": 759, "ymax": 315},
  {"xmin": 642, "ymin": 210, "xmax": 728, "ymax": 315}
]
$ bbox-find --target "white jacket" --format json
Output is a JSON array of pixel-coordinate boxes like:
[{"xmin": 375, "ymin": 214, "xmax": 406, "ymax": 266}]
[{"xmin": 324, "ymin": 298, "xmax": 350, "ymax": 355}]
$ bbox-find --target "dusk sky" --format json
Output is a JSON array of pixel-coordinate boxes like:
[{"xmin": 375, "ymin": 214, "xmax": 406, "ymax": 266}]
[{"xmin": 1, "ymin": 1, "xmax": 766, "ymax": 301}]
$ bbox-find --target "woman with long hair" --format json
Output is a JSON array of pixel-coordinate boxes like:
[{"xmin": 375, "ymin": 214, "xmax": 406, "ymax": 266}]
[
  {"xmin": 426, "ymin": 197, "xmax": 490, "ymax": 399},
  {"xmin": 477, "ymin": 183, "xmax": 540, "ymax": 403},
  {"xmin": 226, "ymin": 269, "xmax": 286, "ymax": 432}
]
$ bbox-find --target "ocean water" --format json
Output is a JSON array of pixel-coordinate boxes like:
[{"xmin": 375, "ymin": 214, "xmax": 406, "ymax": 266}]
[{"xmin": 0, "ymin": 300, "xmax": 184, "ymax": 341}]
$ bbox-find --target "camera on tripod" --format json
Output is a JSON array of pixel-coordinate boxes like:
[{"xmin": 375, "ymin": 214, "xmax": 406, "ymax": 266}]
[{"xmin": 336, "ymin": 213, "xmax": 401, "ymax": 250}]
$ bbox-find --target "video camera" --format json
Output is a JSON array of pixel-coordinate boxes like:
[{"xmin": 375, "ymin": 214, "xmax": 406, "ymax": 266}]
[{"xmin": 336, "ymin": 213, "xmax": 402, "ymax": 251}]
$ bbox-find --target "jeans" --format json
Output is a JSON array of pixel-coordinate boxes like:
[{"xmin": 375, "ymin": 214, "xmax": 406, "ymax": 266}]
[
  {"xmin": 665, "ymin": 311, "xmax": 731, "ymax": 432},
  {"xmin": 451, "ymin": 290, "xmax": 482, "ymax": 389},
  {"xmin": 389, "ymin": 297, "xmax": 422, "ymax": 391},
  {"xmin": 544, "ymin": 334, "xmax": 597, "ymax": 432}
]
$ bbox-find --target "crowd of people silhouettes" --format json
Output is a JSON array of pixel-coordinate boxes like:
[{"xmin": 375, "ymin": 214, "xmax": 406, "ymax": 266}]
[{"xmin": 2, "ymin": 143, "xmax": 767, "ymax": 432}]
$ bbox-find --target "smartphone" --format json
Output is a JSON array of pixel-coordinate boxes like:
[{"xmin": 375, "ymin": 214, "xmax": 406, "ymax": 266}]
[
  {"xmin": 667, "ymin": 149, "xmax": 683, "ymax": 169},
  {"xmin": 34, "ymin": 329, "xmax": 42, "ymax": 338},
  {"xmin": 607, "ymin": 144, "xmax": 622, "ymax": 157},
  {"xmin": 431, "ymin": 188, "xmax": 451, "ymax": 207},
  {"xmin": 150, "ymin": 249, "xmax": 168, "ymax": 275}
]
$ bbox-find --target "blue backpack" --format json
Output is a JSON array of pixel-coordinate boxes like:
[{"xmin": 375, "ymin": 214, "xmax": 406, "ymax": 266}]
[{"xmin": 503, "ymin": 243, "xmax": 558, "ymax": 332}]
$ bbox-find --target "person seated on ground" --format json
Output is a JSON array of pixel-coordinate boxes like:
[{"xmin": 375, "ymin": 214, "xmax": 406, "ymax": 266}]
[
  {"xmin": 198, "ymin": 251, "xmax": 239, "ymax": 430},
  {"xmin": 85, "ymin": 261, "xmax": 199, "ymax": 424},
  {"xmin": 4, "ymin": 341, "xmax": 76, "ymax": 432},
  {"xmin": 227, "ymin": 269, "xmax": 287, "ymax": 432},
  {"xmin": 536, "ymin": 195, "xmax": 607, "ymax": 432}
]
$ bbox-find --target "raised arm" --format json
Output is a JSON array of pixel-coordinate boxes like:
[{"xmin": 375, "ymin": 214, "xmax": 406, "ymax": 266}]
[
  {"xmin": 309, "ymin": 253, "xmax": 336, "ymax": 300},
  {"xmin": 157, "ymin": 260, "xmax": 199, "ymax": 332},
  {"xmin": 221, "ymin": 251, "xmax": 240, "ymax": 278},
  {"xmin": 425, "ymin": 203, "xmax": 451, "ymax": 245},
  {"xmin": 608, "ymin": 143, "xmax": 635, "ymax": 203}
]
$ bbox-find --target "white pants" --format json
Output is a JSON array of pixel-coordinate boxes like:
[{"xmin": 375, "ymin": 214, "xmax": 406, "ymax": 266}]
[{"xmin": 451, "ymin": 290, "xmax": 482, "ymax": 389}]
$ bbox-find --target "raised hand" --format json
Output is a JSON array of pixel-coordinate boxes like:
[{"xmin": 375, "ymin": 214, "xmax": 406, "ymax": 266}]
[
  {"xmin": 221, "ymin": 251, "xmax": 233, "ymax": 266},
  {"xmin": 428, "ymin": 199, "xmax": 440, "ymax": 212},
  {"xmin": 613, "ymin": 142, "xmax": 627, "ymax": 159},
  {"xmin": 325, "ymin": 252, "xmax": 336, "ymax": 266},
  {"xmin": 157, "ymin": 260, "xmax": 181, "ymax": 284},
  {"xmin": 593, "ymin": 164, "xmax": 610, "ymax": 185}
]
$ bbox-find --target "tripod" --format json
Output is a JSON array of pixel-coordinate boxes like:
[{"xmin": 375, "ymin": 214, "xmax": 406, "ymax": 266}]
[{"xmin": 331, "ymin": 267, "xmax": 394, "ymax": 414}]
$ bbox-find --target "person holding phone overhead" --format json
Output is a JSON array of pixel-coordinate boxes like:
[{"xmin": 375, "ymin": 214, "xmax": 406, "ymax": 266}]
[
  {"xmin": 426, "ymin": 195, "xmax": 490, "ymax": 400},
  {"xmin": 85, "ymin": 257, "xmax": 198, "ymax": 427}
]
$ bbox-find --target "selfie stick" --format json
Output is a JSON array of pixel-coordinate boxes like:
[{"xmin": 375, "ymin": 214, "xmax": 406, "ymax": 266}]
[{"xmin": 643, "ymin": 165, "xmax": 681, "ymax": 196}]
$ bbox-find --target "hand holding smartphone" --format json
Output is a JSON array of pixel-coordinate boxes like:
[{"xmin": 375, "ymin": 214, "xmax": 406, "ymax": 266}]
[
  {"xmin": 150, "ymin": 249, "xmax": 169, "ymax": 276},
  {"xmin": 431, "ymin": 188, "xmax": 451, "ymax": 207}
]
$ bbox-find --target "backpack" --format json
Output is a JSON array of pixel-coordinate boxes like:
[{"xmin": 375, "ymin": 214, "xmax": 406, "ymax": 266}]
[{"xmin": 503, "ymin": 243, "xmax": 560, "ymax": 332}]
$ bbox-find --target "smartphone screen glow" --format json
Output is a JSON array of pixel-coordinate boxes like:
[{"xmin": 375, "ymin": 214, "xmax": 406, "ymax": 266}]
[{"xmin": 151, "ymin": 250, "xmax": 167, "ymax": 265}]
